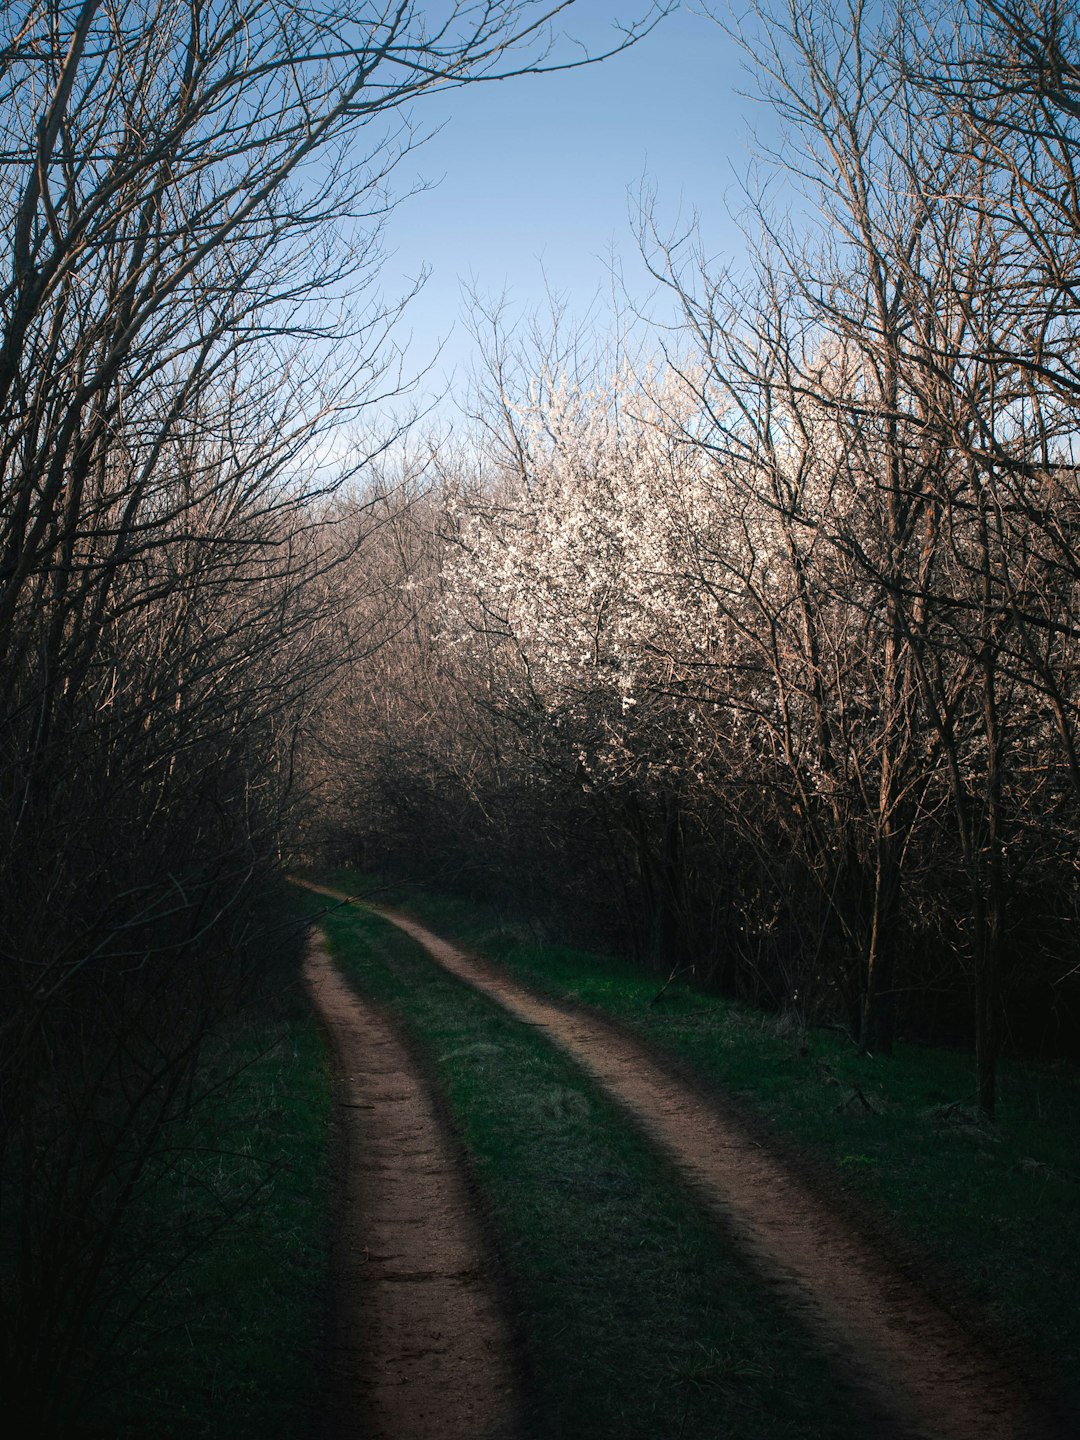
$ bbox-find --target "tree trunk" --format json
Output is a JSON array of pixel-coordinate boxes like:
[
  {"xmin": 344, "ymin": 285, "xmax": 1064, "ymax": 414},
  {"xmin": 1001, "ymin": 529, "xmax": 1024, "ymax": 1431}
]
[
  {"xmin": 973, "ymin": 889, "xmax": 1001, "ymax": 1118},
  {"xmin": 861, "ymin": 834, "xmax": 899, "ymax": 1054}
]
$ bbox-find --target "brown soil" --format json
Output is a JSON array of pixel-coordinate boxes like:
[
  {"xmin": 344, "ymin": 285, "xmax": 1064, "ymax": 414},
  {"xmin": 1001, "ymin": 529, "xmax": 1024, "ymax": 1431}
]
[
  {"xmin": 303, "ymin": 930, "xmax": 515, "ymax": 1440},
  {"xmin": 342, "ymin": 895, "xmax": 1054, "ymax": 1440}
]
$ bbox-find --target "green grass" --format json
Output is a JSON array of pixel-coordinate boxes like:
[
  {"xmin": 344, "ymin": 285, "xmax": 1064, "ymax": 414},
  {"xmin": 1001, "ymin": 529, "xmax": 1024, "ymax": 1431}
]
[
  {"xmin": 315, "ymin": 869, "xmax": 1080, "ymax": 1414},
  {"xmin": 293, "ymin": 882, "xmax": 874, "ymax": 1440},
  {"xmin": 87, "ymin": 981, "xmax": 332, "ymax": 1439}
]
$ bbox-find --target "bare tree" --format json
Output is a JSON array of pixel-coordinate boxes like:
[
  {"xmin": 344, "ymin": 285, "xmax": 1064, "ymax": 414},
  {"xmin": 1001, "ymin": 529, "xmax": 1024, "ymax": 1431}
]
[
  {"xmin": 648, "ymin": 0, "xmax": 1080, "ymax": 1104},
  {"xmin": 0, "ymin": 1, "xmax": 665, "ymax": 1427}
]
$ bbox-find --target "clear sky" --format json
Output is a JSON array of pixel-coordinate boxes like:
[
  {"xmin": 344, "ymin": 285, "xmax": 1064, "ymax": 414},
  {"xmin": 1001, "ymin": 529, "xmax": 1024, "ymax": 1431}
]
[{"xmin": 377, "ymin": 2, "xmax": 766, "ymax": 403}]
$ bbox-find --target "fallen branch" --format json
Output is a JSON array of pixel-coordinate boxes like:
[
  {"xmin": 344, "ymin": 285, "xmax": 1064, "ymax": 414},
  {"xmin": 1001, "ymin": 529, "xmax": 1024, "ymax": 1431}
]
[{"xmin": 650, "ymin": 963, "xmax": 695, "ymax": 1006}]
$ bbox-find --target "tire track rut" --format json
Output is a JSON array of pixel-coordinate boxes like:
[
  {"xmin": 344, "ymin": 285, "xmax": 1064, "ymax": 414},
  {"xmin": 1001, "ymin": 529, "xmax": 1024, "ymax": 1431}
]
[{"xmin": 304, "ymin": 930, "xmax": 515, "ymax": 1440}]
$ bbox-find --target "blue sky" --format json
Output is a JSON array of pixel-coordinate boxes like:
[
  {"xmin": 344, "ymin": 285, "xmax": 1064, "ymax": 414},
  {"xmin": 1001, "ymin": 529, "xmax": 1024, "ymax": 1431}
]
[{"xmin": 378, "ymin": 2, "xmax": 764, "ymax": 399}]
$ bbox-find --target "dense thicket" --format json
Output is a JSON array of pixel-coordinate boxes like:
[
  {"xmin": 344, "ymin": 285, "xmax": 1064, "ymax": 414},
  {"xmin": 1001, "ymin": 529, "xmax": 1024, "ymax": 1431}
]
[
  {"xmin": 0, "ymin": 2, "xmax": 652, "ymax": 1429},
  {"xmin": 321, "ymin": 0, "xmax": 1080, "ymax": 1116}
]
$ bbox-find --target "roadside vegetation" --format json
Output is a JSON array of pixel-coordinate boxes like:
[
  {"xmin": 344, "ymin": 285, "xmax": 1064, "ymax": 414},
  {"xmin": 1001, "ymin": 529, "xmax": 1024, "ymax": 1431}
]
[
  {"xmin": 291, "ymin": 883, "xmax": 873, "ymax": 1440},
  {"xmin": 314, "ymin": 870, "xmax": 1080, "ymax": 1417},
  {"xmin": 81, "ymin": 958, "xmax": 332, "ymax": 1440}
]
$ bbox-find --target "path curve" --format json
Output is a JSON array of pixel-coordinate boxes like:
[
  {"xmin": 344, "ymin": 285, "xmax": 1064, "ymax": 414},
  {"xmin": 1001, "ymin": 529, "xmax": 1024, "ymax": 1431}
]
[
  {"xmin": 302, "ymin": 882, "xmax": 1056, "ymax": 1440},
  {"xmin": 303, "ymin": 930, "xmax": 515, "ymax": 1440}
]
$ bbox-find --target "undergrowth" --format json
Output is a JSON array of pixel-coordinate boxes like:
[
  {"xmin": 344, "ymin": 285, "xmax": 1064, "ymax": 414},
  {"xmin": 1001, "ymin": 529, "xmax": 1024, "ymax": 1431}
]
[{"xmin": 83, "ymin": 964, "xmax": 331, "ymax": 1438}]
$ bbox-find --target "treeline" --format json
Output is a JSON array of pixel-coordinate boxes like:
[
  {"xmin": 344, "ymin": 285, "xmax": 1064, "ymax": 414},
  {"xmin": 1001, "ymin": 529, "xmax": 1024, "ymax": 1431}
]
[
  {"xmin": 0, "ymin": 2, "xmax": 638, "ymax": 1432},
  {"xmin": 319, "ymin": 0, "xmax": 1080, "ymax": 1118}
]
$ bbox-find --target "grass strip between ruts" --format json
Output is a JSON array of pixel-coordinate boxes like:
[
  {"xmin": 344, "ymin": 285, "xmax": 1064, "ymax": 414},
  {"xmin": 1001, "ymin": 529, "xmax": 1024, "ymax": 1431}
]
[
  {"xmin": 297, "ymin": 883, "xmax": 873, "ymax": 1440},
  {"xmin": 315, "ymin": 869, "xmax": 1080, "ymax": 1420}
]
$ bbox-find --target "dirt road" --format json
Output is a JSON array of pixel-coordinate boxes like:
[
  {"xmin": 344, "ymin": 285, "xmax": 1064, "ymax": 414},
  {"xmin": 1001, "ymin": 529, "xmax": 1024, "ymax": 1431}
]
[
  {"xmin": 378, "ymin": 906, "xmax": 1057, "ymax": 1440},
  {"xmin": 301, "ymin": 877, "xmax": 1056, "ymax": 1440},
  {"xmin": 303, "ymin": 931, "xmax": 515, "ymax": 1440}
]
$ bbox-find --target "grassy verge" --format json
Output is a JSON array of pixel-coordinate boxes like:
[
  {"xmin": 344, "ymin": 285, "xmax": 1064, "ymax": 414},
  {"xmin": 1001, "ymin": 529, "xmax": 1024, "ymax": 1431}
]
[
  {"xmin": 87, "ymin": 959, "xmax": 332, "ymax": 1438},
  {"xmin": 316, "ymin": 869, "xmax": 1080, "ymax": 1412},
  {"xmin": 292, "ymin": 882, "xmax": 873, "ymax": 1440}
]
